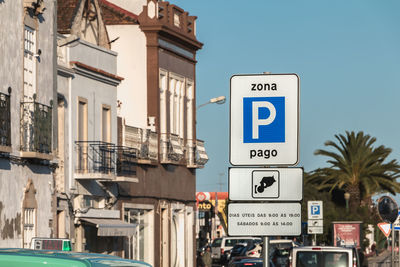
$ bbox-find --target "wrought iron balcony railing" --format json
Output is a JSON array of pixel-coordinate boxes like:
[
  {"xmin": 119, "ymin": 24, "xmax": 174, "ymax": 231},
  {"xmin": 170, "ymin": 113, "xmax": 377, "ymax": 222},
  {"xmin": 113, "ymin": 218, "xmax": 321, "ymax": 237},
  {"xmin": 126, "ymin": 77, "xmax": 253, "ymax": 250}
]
[
  {"xmin": 20, "ymin": 101, "xmax": 52, "ymax": 158},
  {"xmin": 116, "ymin": 146, "xmax": 138, "ymax": 177},
  {"xmin": 75, "ymin": 141, "xmax": 116, "ymax": 178},
  {"xmin": 0, "ymin": 91, "xmax": 11, "ymax": 151}
]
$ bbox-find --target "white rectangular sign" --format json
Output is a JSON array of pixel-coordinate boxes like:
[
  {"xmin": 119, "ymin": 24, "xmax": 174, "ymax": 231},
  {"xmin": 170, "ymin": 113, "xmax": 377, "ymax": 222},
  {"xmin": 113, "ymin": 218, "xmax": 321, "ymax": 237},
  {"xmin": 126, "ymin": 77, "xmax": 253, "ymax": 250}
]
[
  {"xmin": 308, "ymin": 201, "xmax": 323, "ymax": 220},
  {"xmin": 308, "ymin": 226, "xmax": 323, "ymax": 234},
  {"xmin": 308, "ymin": 219, "xmax": 323, "ymax": 227},
  {"xmin": 228, "ymin": 203, "xmax": 301, "ymax": 236},
  {"xmin": 229, "ymin": 167, "xmax": 303, "ymax": 201},
  {"xmin": 230, "ymin": 74, "xmax": 299, "ymax": 166}
]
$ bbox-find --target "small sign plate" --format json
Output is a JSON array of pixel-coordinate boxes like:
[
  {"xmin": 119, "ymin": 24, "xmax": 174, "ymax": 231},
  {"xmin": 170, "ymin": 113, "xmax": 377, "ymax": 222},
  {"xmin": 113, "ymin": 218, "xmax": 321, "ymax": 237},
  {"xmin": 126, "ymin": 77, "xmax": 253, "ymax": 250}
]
[
  {"xmin": 229, "ymin": 167, "xmax": 303, "ymax": 201},
  {"xmin": 308, "ymin": 201, "xmax": 323, "ymax": 220},
  {"xmin": 227, "ymin": 202, "xmax": 301, "ymax": 236}
]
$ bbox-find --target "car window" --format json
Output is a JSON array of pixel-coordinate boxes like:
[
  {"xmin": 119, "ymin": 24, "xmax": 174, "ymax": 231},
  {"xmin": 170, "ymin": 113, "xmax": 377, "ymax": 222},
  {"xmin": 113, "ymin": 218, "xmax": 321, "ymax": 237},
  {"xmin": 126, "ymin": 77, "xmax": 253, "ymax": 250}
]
[
  {"xmin": 297, "ymin": 252, "xmax": 318, "ymax": 267},
  {"xmin": 225, "ymin": 239, "xmax": 239, "ymax": 246},
  {"xmin": 297, "ymin": 251, "xmax": 349, "ymax": 267},
  {"xmin": 212, "ymin": 239, "xmax": 222, "ymax": 247}
]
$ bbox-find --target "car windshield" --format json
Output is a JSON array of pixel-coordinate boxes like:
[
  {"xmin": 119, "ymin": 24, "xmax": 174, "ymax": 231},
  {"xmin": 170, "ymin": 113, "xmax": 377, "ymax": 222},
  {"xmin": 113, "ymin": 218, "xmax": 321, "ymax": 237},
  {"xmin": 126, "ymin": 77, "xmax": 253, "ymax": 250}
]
[
  {"xmin": 212, "ymin": 239, "xmax": 222, "ymax": 247},
  {"xmin": 297, "ymin": 251, "xmax": 349, "ymax": 267}
]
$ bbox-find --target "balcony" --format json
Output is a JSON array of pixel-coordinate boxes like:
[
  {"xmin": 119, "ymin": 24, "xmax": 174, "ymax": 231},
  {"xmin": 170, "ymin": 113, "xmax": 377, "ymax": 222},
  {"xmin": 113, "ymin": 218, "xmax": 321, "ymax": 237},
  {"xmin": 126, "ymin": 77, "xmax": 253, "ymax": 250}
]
[
  {"xmin": 0, "ymin": 91, "xmax": 11, "ymax": 153},
  {"xmin": 160, "ymin": 133, "xmax": 185, "ymax": 165},
  {"xmin": 115, "ymin": 146, "xmax": 139, "ymax": 182},
  {"xmin": 124, "ymin": 126, "xmax": 158, "ymax": 164},
  {"xmin": 186, "ymin": 139, "xmax": 208, "ymax": 168},
  {"xmin": 74, "ymin": 141, "xmax": 116, "ymax": 180},
  {"xmin": 20, "ymin": 101, "xmax": 52, "ymax": 160},
  {"xmin": 75, "ymin": 142, "xmax": 139, "ymax": 182}
]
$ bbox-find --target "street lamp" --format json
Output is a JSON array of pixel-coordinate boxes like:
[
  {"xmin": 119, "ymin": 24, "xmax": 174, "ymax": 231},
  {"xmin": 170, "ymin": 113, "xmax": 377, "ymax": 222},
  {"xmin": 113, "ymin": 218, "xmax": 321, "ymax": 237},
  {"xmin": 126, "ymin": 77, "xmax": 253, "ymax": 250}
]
[
  {"xmin": 344, "ymin": 192, "xmax": 350, "ymax": 212},
  {"xmin": 197, "ymin": 96, "xmax": 226, "ymax": 110}
]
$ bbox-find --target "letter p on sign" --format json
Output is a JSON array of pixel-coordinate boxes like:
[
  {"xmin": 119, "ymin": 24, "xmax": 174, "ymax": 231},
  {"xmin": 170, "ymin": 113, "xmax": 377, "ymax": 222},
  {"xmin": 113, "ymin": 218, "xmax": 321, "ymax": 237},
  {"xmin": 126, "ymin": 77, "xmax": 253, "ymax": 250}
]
[
  {"xmin": 311, "ymin": 205, "xmax": 320, "ymax": 215},
  {"xmin": 243, "ymin": 97, "xmax": 285, "ymax": 143},
  {"xmin": 252, "ymin": 101, "xmax": 276, "ymax": 139}
]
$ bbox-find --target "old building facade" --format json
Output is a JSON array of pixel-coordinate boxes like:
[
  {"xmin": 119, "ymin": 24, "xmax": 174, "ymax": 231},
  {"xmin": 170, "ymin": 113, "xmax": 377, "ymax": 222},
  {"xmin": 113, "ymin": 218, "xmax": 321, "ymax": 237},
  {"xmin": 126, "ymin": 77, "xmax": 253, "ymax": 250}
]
[
  {"xmin": 0, "ymin": 1, "xmax": 207, "ymax": 265},
  {"xmin": 104, "ymin": 1, "xmax": 207, "ymax": 266},
  {"xmin": 56, "ymin": 0, "xmax": 133, "ymax": 254},
  {"xmin": 0, "ymin": 0, "xmax": 57, "ymax": 247}
]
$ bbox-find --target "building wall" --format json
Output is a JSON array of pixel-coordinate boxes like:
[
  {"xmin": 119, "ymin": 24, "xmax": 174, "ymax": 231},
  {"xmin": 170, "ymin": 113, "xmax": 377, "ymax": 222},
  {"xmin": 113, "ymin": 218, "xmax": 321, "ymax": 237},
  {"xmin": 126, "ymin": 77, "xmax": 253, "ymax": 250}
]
[
  {"xmin": 0, "ymin": 159, "xmax": 53, "ymax": 247},
  {"xmin": 159, "ymin": 50, "xmax": 195, "ymax": 80},
  {"xmin": 119, "ymin": 165, "xmax": 195, "ymax": 201},
  {"xmin": 107, "ymin": 25, "xmax": 148, "ymax": 129},
  {"xmin": 0, "ymin": 0, "xmax": 56, "ymax": 247},
  {"xmin": 106, "ymin": 0, "xmax": 147, "ymax": 15}
]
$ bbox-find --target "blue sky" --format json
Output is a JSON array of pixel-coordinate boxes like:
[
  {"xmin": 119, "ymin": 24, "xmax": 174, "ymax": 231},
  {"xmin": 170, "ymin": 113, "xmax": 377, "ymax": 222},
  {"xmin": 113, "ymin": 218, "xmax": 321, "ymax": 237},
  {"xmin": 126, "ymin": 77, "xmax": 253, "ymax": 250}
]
[{"xmin": 171, "ymin": 0, "xmax": 400, "ymax": 193}]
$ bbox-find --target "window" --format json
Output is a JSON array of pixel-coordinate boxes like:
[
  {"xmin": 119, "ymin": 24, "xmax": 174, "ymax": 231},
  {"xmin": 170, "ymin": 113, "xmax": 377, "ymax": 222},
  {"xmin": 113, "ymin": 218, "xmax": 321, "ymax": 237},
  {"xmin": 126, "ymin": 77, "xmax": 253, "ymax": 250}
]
[
  {"xmin": 24, "ymin": 25, "xmax": 36, "ymax": 101},
  {"xmin": 124, "ymin": 205, "xmax": 154, "ymax": 266},
  {"xmin": 78, "ymin": 99, "xmax": 87, "ymax": 142},
  {"xmin": 186, "ymin": 80, "xmax": 194, "ymax": 141},
  {"xmin": 102, "ymin": 105, "xmax": 111, "ymax": 143},
  {"xmin": 159, "ymin": 70, "xmax": 168, "ymax": 134},
  {"xmin": 23, "ymin": 180, "xmax": 37, "ymax": 248},
  {"xmin": 168, "ymin": 74, "xmax": 185, "ymax": 137},
  {"xmin": 23, "ymin": 208, "xmax": 36, "ymax": 248},
  {"xmin": 77, "ymin": 98, "xmax": 88, "ymax": 172}
]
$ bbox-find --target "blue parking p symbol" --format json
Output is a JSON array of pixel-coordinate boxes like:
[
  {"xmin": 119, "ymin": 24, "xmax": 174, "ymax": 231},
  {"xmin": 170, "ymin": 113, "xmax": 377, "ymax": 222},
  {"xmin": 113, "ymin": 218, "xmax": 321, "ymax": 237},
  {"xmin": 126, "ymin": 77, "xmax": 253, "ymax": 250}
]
[
  {"xmin": 311, "ymin": 205, "xmax": 320, "ymax": 215},
  {"xmin": 243, "ymin": 97, "xmax": 285, "ymax": 143}
]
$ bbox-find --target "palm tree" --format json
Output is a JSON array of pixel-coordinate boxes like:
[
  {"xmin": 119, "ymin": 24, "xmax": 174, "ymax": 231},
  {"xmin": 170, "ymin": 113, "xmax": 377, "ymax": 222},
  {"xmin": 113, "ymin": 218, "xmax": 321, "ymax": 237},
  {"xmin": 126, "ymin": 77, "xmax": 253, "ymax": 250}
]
[{"xmin": 307, "ymin": 131, "xmax": 400, "ymax": 212}]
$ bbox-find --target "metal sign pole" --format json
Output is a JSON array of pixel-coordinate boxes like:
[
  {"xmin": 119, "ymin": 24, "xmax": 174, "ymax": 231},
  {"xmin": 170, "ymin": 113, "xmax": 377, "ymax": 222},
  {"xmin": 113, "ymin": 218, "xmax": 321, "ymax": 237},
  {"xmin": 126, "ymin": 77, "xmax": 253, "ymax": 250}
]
[
  {"xmin": 263, "ymin": 236, "xmax": 269, "ymax": 267},
  {"xmin": 397, "ymin": 231, "xmax": 400, "ymax": 267},
  {"xmin": 392, "ymin": 228, "xmax": 395, "ymax": 267}
]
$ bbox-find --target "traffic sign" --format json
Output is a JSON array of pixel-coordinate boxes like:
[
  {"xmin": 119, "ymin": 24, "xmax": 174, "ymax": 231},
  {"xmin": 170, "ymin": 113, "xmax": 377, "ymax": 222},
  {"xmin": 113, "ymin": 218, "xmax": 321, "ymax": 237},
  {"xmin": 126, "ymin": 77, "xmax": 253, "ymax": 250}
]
[
  {"xmin": 308, "ymin": 226, "xmax": 323, "ymax": 234},
  {"xmin": 230, "ymin": 74, "xmax": 299, "ymax": 166},
  {"xmin": 392, "ymin": 211, "xmax": 400, "ymax": 230},
  {"xmin": 227, "ymin": 202, "xmax": 301, "ymax": 236},
  {"xmin": 307, "ymin": 220, "xmax": 323, "ymax": 234},
  {"xmin": 308, "ymin": 201, "xmax": 323, "ymax": 220},
  {"xmin": 228, "ymin": 167, "xmax": 303, "ymax": 201},
  {"xmin": 378, "ymin": 222, "xmax": 391, "ymax": 238}
]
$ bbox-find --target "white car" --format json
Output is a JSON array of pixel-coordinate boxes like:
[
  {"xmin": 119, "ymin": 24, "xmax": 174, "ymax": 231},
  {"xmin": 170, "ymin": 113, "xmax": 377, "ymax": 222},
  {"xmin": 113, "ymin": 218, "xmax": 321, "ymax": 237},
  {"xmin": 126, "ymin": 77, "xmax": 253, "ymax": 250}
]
[
  {"xmin": 290, "ymin": 246, "xmax": 360, "ymax": 267},
  {"xmin": 211, "ymin": 236, "xmax": 262, "ymax": 263}
]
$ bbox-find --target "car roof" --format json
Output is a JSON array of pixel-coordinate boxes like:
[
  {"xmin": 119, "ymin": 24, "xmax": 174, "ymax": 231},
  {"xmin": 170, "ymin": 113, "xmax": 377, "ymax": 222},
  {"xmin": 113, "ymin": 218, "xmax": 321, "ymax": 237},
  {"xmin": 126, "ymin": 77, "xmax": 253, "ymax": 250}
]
[
  {"xmin": 269, "ymin": 240, "xmax": 294, "ymax": 244},
  {"xmin": 293, "ymin": 246, "xmax": 353, "ymax": 252},
  {"xmin": 0, "ymin": 249, "xmax": 152, "ymax": 266}
]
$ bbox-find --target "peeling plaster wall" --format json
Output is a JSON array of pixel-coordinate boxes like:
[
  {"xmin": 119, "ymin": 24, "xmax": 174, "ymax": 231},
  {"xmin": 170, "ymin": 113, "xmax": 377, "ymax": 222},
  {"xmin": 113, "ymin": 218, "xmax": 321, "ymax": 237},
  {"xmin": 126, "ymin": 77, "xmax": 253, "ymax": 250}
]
[
  {"xmin": 0, "ymin": 159, "xmax": 53, "ymax": 247},
  {"xmin": 0, "ymin": 0, "xmax": 56, "ymax": 247}
]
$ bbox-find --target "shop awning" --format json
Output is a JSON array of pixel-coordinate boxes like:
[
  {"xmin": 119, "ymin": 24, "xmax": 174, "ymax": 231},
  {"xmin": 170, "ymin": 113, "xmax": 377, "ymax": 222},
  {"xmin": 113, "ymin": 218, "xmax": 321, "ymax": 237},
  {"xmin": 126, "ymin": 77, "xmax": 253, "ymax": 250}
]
[{"xmin": 81, "ymin": 218, "xmax": 137, "ymax": 236}]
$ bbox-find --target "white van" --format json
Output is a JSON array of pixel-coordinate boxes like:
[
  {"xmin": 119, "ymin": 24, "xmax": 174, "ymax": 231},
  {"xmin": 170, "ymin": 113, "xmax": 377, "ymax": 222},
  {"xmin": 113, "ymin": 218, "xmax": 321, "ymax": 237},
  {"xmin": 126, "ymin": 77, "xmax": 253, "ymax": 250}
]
[
  {"xmin": 290, "ymin": 246, "xmax": 360, "ymax": 267},
  {"xmin": 211, "ymin": 236, "xmax": 261, "ymax": 263}
]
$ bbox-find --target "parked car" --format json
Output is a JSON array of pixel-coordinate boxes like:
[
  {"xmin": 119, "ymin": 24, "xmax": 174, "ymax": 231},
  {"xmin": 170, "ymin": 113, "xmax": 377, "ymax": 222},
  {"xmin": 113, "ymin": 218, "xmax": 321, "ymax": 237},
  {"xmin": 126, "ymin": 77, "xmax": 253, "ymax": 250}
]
[
  {"xmin": 228, "ymin": 257, "xmax": 275, "ymax": 267},
  {"xmin": 211, "ymin": 236, "xmax": 262, "ymax": 263},
  {"xmin": 290, "ymin": 246, "xmax": 360, "ymax": 267},
  {"xmin": 0, "ymin": 248, "xmax": 152, "ymax": 267},
  {"xmin": 269, "ymin": 239, "xmax": 299, "ymax": 267}
]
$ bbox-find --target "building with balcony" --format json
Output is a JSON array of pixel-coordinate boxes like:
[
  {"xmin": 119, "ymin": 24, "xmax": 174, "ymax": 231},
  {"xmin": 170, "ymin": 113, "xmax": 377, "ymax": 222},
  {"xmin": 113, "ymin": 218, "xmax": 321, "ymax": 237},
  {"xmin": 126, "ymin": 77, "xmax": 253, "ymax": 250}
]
[
  {"xmin": 56, "ymin": 0, "xmax": 133, "ymax": 253},
  {"xmin": 103, "ymin": 0, "xmax": 208, "ymax": 266},
  {"xmin": 0, "ymin": 0, "xmax": 57, "ymax": 247}
]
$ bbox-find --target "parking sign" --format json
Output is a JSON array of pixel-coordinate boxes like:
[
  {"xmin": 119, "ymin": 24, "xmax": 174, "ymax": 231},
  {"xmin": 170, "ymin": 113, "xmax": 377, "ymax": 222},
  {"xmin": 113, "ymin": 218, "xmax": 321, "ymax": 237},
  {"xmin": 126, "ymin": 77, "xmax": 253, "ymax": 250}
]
[
  {"xmin": 230, "ymin": 74, "xmax": 299, "ymax": 166},
  {"xmin": 308, "ymin": 201, "xmax": 323, "ymax": 220}
]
